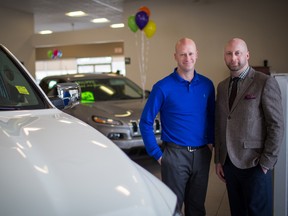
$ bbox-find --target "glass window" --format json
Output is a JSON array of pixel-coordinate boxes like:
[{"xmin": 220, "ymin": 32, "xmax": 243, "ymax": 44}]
[
  {"xmin": 35, "ymin": 56, "xmax": 126, "ymax": 83},
  {"xmin": 76, "ymin": 77, "xmax": 143, "ymax": 102},
  {"xmin": 0, "ymin": 47, "xmax": 48, "ymax": 109}
]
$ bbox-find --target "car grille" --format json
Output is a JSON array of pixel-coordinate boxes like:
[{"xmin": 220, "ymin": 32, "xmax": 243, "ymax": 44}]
[{"xmin": 130, "ymin": 119, "xmax": 161, "ymax": 137}]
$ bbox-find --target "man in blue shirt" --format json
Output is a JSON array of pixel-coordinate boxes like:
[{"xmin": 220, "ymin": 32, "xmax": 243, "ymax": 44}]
[{"xmin": 139, "ymin": 38, "xmax": 215, "ymax": 216}]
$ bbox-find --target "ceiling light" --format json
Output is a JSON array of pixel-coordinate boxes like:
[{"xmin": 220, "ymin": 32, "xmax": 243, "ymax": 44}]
[
  {"xmin": 39, "ymin": 30, "xmax": 53, "ymax": 34},
  {"xmin": 110, "ymin": 23, "xmax": 125, "ymax": 28},
  {"xmin": 91, "ymin": 18, "xmax": 110, "ymax": 23},
  {"xmin": 65, "ymin": 11, "xmax": 87, "ymax": 17}
]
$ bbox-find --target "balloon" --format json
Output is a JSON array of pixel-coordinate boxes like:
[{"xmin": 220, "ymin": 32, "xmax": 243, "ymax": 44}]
[
  {"xmin": 144, "ymin": 20, "xmax": 156, "ymax": 38},
  {"xmin": 128, "ymin": 15, "xmax": 138, "ymax": 32},
  {"xmin": 53, "ymin": 49, "xmax": 58, "ymax": 58},
  {"xmin": 57, "ymin": 50, "xmax": 62, "ymax": 58},
  {"xmin": 135, "ymin": 11, "xmax": 149, "ymax": 30},
  {"xmin": 138, "ymin": 6, "xmax": 150, "ymax": 17},
  {"xmin": 47, "ymin": 50, "xmax": 53, "ymax": 58}
]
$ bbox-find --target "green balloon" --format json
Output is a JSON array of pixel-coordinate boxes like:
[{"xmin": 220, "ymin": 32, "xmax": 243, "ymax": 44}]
[
  {"xmin": 128, "ymin": 15, "xmax": 138, "ymax": 33},
  {"xmin": 47, "ymin": 50, "xmax": 53, "ymax": 58}
]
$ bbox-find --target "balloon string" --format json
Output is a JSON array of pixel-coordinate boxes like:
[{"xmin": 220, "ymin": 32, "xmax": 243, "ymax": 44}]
[
  {"xmin": 141, "ymin": 31, "xmax": 145, "ymax": 99},
  {"xmin": 141, "ymin": 31, "xmax": 149, "ymax": 100},
  {"xmin": 143, "ymin": 34, "xmax": 149, "ymax": 100},
  {"xmin": 135, "ymin": 31, "xmax": 147, "ymax": 100}
]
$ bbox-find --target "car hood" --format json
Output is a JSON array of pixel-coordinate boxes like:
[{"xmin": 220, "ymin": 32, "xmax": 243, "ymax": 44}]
[
  {"xmin": 0, "ymin": 109, "xmax": 175, "ymax": 216},
  {"xmin": 82, "ymin": 99, "xmax": 147, "ymax": 120}
]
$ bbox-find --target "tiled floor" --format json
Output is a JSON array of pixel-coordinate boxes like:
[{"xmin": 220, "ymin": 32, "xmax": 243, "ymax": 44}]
[{"xmin": 134, "ymin": 155, "xmax": 231, "ymax": 216}]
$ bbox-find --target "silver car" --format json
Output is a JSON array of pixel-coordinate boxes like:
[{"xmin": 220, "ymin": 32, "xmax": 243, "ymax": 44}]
[
  {"xmin": 0, "ymin": 44, "xmax": 178, "ymax": 215},
  {"xmin": 39, "ymin": 73, "xmax": 162, "ymax": 157}
]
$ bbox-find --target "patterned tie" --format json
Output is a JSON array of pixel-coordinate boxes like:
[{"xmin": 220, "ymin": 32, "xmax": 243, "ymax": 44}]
[{"xmin": 229, "ymin": 77, "xmax": 240, "ymax": 110}]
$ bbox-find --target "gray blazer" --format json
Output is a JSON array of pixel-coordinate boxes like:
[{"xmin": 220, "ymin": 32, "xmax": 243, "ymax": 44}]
[{"xmin": 214, "ymin": 68, "xmax": 284, "ymax": 169}]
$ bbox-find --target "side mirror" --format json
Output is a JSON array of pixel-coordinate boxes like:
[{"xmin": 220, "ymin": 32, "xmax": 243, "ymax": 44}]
[{"xmin": 50, "ymin": 83, "xmax": 81, "ymax": 110}]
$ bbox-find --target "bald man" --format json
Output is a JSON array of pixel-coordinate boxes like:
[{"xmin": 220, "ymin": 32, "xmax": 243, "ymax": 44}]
[
  {"xmin": 140, "ymin": 38, "xmax": 215, "ymax": 216},
  {"xmin": 214, "ymin": 38, "xmax": 284, "ymax": 216}
]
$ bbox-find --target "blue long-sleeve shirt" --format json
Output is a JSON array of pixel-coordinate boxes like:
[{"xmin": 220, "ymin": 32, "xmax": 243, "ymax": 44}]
[{"xmin": 139, "ymin": 69, "xmax": 215, "ymax": 160}]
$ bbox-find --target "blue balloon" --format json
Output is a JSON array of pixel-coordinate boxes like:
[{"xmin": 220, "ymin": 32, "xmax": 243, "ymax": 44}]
[{"xmin": 135, "ymin": 11, "xmax": 149, "ymax": 30}]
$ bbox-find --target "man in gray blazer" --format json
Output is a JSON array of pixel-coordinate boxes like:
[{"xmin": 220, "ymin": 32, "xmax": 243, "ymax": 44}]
[{"xmin": 214, "ymin": 38, "xmax": 284, "ymax": 216}]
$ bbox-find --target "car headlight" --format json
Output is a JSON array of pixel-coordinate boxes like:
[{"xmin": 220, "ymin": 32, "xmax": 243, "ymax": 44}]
[{"xmin": 92, "ymin": 116, "xmax": 122, "ymax": 126}]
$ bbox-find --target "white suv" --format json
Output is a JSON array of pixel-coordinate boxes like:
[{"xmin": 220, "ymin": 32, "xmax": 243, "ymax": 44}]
[{"xmin": 0, "ymin": 44, "xmax": 178, "ymax": 216}]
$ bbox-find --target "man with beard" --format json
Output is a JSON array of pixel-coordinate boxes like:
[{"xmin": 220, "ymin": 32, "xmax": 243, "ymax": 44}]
[{"xmin": 214, "ymin": 38, "xmax": 284, "ymax": 216}]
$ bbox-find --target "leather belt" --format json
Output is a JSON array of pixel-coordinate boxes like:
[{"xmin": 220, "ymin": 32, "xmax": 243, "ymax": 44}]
[{"xmin": 164, "ymin": 142, "xmax": 207, "ymax": 152}]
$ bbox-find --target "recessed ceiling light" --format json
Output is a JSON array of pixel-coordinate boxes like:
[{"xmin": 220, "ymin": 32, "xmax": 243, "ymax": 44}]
[
  {"xmin": 110, "ymin": 23, "xmax": 125, "ymax": 28},
  {"xmin": 39, "ymin": 30, "xmax": 53, "ymax": 34},
  {"xmin": 91, "ymin": 18, "xmax": 110, "ymax": 23},
  {"xmin": 65, "ymin": 11, "xmax": 87, "ymax": 17}
]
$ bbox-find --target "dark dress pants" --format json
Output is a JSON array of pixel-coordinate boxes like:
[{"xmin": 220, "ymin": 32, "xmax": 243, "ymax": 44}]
[
  {"xmin": 161, "ymin": 143, "xmax": 212, "ymax": 216},
  {"xmin": 223, "ymin": 157, "xmax": 273, "ymax": 216}
]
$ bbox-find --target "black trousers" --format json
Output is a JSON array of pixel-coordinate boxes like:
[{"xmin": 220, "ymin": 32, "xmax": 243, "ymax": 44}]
[
  {"xmin": 223, "ymin": 157, "xmax": 273, "ymax": 216},
  {"xmin": 161, "ymin": 143, "xmax": 212, "ymax": 216}
]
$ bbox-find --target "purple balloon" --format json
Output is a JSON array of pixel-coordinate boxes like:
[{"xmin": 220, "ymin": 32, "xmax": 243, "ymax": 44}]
[{"xmin": 135, "ymin": 11, "xmax": 149, "ymax": 30}]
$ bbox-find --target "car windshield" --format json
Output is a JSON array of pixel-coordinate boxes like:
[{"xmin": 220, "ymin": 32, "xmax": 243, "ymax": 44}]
[
  {"xmin": 76, "ymin": 77, "xmax": 144, "ymax": 102},
  {"xmin": 0, "ymin": 46, "xmax": 48, "ymax": 110}
]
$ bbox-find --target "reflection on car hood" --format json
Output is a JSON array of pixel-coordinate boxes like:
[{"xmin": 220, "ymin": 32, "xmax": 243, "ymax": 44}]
[
  {"xmin": 84, "ymin": 99, "xmax": 147, "ymax": 119},
  {"xmin": 0, "ymin": 109, "xmax": 175, "ymax": 216}
]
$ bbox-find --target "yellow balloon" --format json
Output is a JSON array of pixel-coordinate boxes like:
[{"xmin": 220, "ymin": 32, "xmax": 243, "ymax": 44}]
[{"xmin": 144, "ymin": 20, "xmax": 156, "ymax": 38}]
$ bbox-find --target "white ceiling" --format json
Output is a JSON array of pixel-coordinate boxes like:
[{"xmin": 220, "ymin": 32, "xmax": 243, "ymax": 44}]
[{"xmin": 0, "ymin": 0, "xmax": 125, "ymax": 33}]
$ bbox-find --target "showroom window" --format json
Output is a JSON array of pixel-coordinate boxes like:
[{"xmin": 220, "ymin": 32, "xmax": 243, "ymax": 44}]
[
  {"xmin": 35, "ymin": 56, "xmax": 125, "ymax": 83},
  {"xmin": 77, "ymin": 57, "xmax": 112, "ymax": 73}
]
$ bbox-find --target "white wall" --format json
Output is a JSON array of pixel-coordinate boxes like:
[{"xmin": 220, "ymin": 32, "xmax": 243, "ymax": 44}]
[
  {"xmin": 123, "ymin": 0, "xmax": 288, "ymax": 89},
  {"xmin": 0, "ymin": 7, "xmax": 35, "ymax": 75},
  {"xmin": 32, "ymin": 0, "xmax": 288, "ymax": 90}
]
